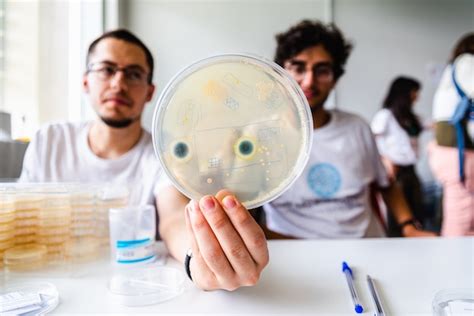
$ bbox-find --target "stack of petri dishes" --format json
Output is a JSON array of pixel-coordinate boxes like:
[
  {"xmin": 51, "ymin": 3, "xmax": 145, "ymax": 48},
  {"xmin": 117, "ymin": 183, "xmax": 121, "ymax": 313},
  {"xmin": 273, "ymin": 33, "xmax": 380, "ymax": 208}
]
[
  {"xmin": 0, "ymin": 182, "xmax": 130, "ymax": 272},
  {"xmin": 96, "ymin": 186, "xmax": 128, "ymax": 249},
  {"xmin": 0, "ymin": 193, "xmax": 15, "ymax": 269},
  {"xmin": 4, "ymin": 244, "xmax": 48, "ymax": 271},
  {"xmin": 68, "ymin": 186, "xmax": 100, "ymax": 262},
  {"xmin": 37, "ymin": 191, "xmax": 72, "ymax": 264},
  {"xmin": 13, "ymin": 192, "xmax": 42, "ymax": 246}
]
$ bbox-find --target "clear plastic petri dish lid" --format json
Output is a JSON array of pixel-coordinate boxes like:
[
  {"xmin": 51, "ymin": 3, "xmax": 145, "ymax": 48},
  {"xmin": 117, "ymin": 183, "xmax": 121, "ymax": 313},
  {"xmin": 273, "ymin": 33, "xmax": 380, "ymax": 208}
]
[
  {"xmin": 432, "ymin": 288, "xmax": 474, "ymax": 316},
  {"xmin": 108, "ymin": 265, "xmax": 185, "ymax": 306},
  {"xmin": 0, "ymin": 282, "xmax": 59, "ymax": 315},
  {"xmin": 152, "ymin": 53, "xmax": 313, "ymax": 209}
]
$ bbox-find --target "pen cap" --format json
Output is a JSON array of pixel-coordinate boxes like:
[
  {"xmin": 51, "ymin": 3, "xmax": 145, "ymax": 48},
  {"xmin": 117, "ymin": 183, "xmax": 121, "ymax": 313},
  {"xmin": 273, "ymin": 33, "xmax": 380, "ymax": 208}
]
[{"xmin": 342, "ymin": 261, "xmax": 353, "ymax": 276}]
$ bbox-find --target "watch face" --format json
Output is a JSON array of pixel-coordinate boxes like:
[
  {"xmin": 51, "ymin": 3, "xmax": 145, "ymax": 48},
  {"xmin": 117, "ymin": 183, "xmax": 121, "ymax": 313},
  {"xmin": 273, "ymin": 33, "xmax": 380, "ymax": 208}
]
[{"xmin": 152, "ymin": 54, "xmax": 313, "ymax": 209}]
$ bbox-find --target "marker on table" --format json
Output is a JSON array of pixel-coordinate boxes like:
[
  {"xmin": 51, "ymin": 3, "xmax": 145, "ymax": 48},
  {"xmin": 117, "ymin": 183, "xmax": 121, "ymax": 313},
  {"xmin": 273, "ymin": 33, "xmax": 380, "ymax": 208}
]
[
  {"xmin": 342, "ymin": 261, "xmax": 364, "ymax": 314},
  {"xmin": 367, "ymin": 275, "xmax": 386, "ymax": 316}
]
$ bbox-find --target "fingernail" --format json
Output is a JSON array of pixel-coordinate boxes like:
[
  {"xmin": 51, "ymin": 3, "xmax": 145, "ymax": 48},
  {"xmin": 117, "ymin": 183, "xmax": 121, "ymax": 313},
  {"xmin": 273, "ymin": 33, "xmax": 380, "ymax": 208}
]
[
  {"xmin": 223, "ymin": 196, "xmax": 236, "ymax": 209},
  {"xmin": 201, "ymin": 196, "xmax": 215, "ymax": 210},
  {"xmin": 188, "ymin": 200, "xmax": 198, "ymax": 213}
]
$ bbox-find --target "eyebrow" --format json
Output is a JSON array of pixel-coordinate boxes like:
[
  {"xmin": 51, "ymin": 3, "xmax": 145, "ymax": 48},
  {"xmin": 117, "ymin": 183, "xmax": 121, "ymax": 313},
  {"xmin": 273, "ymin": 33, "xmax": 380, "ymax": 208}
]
[
  {"xmin": 288, "ymin": 60, "xmax": 306, "ymax": 67},
  {"xmin": 288, "ymin": 60, "xmax": 333, "ymax": 68},
  {"xmin": 93, "ymin": 60, "xmax": 147, "ymax": 72}
]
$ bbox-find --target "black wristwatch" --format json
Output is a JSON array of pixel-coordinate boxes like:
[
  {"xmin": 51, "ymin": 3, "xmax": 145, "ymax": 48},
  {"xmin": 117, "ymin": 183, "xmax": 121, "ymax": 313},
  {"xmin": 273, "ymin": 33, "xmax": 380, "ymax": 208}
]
[{"xmin": 399, "ymin": 218, "xmax": 423, "ymax": 231}]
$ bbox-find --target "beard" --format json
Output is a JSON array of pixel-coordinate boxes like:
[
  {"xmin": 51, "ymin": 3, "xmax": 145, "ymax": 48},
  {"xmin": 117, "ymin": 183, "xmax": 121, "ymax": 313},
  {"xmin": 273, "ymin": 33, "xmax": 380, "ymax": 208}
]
[
  {"xmin": 308, "ymin": 88, "xmax": 332, "ymax": 112},
  {"xmin": 99, "ymin": 115, "xmax": 140, "ymax": 128}
]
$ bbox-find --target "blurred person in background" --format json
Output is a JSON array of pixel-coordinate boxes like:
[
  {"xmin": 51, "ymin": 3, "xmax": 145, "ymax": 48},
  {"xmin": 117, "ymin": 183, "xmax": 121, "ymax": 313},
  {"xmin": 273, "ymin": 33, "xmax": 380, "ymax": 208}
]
[
  {"xmin": 429, "ymin": 32, "xmax": 474, "ymax": 236},
  {"xmin": 371, "ymin": 76, "xmax": 427, "ymax": 236},
  {"xmin": 260, "ymin": 20, "xmax": 436, "ymax": 239}
]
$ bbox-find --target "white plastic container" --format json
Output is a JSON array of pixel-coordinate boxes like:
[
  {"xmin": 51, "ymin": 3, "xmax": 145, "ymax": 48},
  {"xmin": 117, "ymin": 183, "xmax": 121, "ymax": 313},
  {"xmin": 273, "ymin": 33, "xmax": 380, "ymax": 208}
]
[{"xmin": 109, "ymin": 205, "xmax": 156, "ymax": 265}]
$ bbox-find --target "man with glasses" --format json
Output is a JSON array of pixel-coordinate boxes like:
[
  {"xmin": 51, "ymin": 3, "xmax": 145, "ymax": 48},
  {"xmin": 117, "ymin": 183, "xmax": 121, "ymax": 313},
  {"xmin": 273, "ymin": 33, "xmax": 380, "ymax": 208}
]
[
  {"xmin": 20, "ymin": 29, "xmax": 159, "ymax": 206},
  {"xmin": 20, "ymin": 29, "xmax": 269, "ymax": 291},
  {"xmin": 262, "ymin": 20, "xmax": 435, "ymax": 238}
]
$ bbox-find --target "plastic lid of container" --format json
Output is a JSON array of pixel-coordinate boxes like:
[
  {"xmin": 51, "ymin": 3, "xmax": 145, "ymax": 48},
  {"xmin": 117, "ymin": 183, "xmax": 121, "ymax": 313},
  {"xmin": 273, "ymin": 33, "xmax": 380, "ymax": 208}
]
[
  {"xmin": 152, "ymin": 53, "xmax": 313, "ymax": 209},
  {"xmin": 0, "ymin": 282, "xmax": 59, "ymax": 315},
  {"xmin": 108, "ymin": 265, "xmax": 185, "ymax": 306},
  {"xmin": 432, "ymin": 288, "xmax": 474, "ymax": 316},
  {"xmin": 14, "ymin": 194, "xmax": 44, "ymax": 210}
]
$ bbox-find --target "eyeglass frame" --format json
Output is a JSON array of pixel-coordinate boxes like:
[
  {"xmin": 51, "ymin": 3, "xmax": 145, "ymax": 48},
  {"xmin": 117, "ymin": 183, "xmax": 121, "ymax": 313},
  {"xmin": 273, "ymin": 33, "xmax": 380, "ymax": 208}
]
[
  {"xmin": 86, "ymin": 61, "xmax": 151, "ymax": 86},
  {"xmin": 284, "ymin": 60, "xmax": 335, "ymax": 83}
]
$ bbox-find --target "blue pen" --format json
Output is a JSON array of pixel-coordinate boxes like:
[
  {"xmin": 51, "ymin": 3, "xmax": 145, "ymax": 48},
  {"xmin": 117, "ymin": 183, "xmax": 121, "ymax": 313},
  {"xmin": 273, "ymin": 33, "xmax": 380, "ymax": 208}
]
[{"xmin": 342, "ymin": 261, "xmax": 364, "ymax": 314}]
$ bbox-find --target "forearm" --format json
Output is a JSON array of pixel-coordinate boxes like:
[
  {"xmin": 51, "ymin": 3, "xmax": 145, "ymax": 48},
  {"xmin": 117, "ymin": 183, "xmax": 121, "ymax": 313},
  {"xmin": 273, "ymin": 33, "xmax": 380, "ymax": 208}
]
[
  {"xmin": 380, "ymin": 182, "xmax": 413, "ymax": 225},
  {"xmin": 157, "ymin": 186, "xmax": 190, "ymax": 263},
  {"xmin": 380, "ymin": 182, "xmax": 437, "ymax": 237}
]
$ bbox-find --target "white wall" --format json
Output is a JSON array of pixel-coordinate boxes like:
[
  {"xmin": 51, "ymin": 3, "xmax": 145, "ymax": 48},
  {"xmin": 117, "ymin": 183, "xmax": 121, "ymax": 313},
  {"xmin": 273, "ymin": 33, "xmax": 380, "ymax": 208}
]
[
  {"xmin": 38, "ymin": 1, "xmax": 70, "ymax": 126},
  {"xmin": 122, "ymin": 0, "xmax": 331, "ymax": 131}
]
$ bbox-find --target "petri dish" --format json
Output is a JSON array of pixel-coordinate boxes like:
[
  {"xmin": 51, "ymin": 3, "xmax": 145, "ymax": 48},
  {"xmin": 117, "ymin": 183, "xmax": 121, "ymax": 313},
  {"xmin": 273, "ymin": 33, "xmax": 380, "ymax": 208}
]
[
  {"xmin": 65, "ymin": 237, "xmax": 101, "ymax": 262},
  {"xmin": 432, "ymin": 288, "xmax": 474, "ymax": 316},
  {"xmin": 0, "ymin": 229, "xmax": 14, "ymax": 241},
  {"xmin": 108, "ymin": 266, "xmax": 185, "ymax": 306},
  {"xmin": 14, "ymin": 234, "xmax": 37, "ymax": 245},
  {"xmin": 4, "ymin": 244, "xmax": 48, "ymax": 271},
  {"xmin": 0, "ymin": 282, "xmax": 59, "ymax": 315},
  {"xmin": 0, "ymin": 238, "xmax": 14, "ymax": 251},
  {"xmin": 152, "ymin": 54, "xmax": 313, "ymax": 208}
]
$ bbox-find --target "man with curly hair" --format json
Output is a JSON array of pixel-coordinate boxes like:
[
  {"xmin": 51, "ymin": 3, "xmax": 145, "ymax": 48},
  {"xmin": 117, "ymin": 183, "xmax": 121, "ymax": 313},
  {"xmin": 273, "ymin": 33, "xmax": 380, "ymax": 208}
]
[{"xmin": 263, "ymin": 20, "xmax": 435, "ymax": 239}]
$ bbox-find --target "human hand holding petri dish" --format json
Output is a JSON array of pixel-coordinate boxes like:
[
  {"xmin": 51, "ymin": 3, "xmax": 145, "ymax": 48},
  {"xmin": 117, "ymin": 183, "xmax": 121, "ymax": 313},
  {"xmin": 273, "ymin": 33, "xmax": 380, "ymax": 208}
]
[
  {"xmin": 152, "ymin": 54, "xmax": 312, "ymax": 290},
  {"xmin": 152, "ymin": 54, "xmax": 312, "ymax": 209}
]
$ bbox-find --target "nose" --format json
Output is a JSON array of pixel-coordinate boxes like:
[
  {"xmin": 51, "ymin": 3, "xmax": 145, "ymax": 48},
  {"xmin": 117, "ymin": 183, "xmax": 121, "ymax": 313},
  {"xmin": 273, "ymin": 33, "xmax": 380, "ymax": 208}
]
[
  {"xmin": 300, "ymin": 70, "xmax": 315, "ymax": 90},
  {"xmin": 109, "ymin": 70, "xmax": 128, "ymax": 91}
]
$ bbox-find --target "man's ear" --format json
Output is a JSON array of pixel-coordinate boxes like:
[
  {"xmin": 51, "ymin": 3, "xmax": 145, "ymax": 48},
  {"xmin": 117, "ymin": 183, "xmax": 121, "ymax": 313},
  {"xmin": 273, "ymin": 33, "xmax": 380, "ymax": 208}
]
[{"xmin": 146, "ymin": 84, "xmax": 156, "ymax": 102}]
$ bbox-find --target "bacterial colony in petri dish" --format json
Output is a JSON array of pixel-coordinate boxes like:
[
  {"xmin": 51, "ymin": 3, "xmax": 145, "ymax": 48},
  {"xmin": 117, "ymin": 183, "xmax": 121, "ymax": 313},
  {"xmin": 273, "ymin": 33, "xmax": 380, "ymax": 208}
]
[{"xmin": 153, "ymin": 54, "xmax": 312, "ymax": 209}]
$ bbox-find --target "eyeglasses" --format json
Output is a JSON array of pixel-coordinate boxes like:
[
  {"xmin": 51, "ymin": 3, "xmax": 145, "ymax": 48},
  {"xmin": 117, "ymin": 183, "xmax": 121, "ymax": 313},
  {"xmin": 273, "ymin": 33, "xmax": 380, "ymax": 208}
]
[
  {"xmin": 284, "ymin": 61, "xmax": 334, "ymax": 83},
  {"xmin": 87, "ymin": 62, "xmax": 149, "ymax": 85}
]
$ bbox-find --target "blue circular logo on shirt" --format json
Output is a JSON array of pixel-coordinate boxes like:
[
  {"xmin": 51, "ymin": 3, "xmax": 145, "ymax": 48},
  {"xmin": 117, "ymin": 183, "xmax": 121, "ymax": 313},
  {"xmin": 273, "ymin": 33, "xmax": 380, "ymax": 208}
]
[{"xmin": 307, "ymin": 163, "xmax": 341, "ymax": 198}]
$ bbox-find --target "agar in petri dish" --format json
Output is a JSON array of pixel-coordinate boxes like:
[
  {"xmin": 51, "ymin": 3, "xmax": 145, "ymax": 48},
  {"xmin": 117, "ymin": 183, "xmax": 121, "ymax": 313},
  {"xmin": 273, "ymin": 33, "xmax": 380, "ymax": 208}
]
[
  {"xmin": 4, "ymin": 244, "xmax": 48, "ymax": 271},
  {"xmin": 152, "ymin": 54, "xmax": 312, "ymax": 208}
]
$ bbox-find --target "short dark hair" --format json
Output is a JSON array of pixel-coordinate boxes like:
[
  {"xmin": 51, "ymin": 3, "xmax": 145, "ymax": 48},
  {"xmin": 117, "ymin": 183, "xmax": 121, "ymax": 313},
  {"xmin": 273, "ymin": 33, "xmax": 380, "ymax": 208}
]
[
  {"xmin": 274, "ymin": 20, "xmax": 353, "ymax": 80},
  {"xmin": 86, "ymin": 29, "xmax": 154, "ymax": 84},
  {"xmin": 450, "ymin": 32, "xmax": 474, "ymax": 63}
]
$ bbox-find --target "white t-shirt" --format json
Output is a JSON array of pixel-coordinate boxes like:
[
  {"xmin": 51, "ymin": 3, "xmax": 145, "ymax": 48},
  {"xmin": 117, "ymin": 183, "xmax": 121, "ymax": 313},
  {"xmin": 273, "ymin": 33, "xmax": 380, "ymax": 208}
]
[
  {"xmin": 19, "ymin": 122, "xmax": 163, "ymax": 206},
  {"xmin": 371, "ymin": 108, "xmax": 418, "ymax": 166},
  {"xmin": 264, "ymin": 110, "xmax": 389, "ymax": 239}
]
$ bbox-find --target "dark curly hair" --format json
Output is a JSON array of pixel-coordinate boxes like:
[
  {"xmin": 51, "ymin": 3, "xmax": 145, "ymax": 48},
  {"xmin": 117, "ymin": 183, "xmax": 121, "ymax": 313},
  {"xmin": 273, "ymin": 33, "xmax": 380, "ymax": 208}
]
[
  {"xmin": 86, "ymin": 29, "xmax": 154, "ymax": 84},
  {"xmin": 274, "ymin": 20, "xmax": 353, "ymax": 80}
]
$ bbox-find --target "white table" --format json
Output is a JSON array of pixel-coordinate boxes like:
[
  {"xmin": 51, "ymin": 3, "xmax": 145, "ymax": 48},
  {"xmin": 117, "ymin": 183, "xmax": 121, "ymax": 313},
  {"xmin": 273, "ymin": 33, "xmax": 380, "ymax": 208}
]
[{"xmin": 4, "ymin": 237, "xmax": 474, "ymax": 315}]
